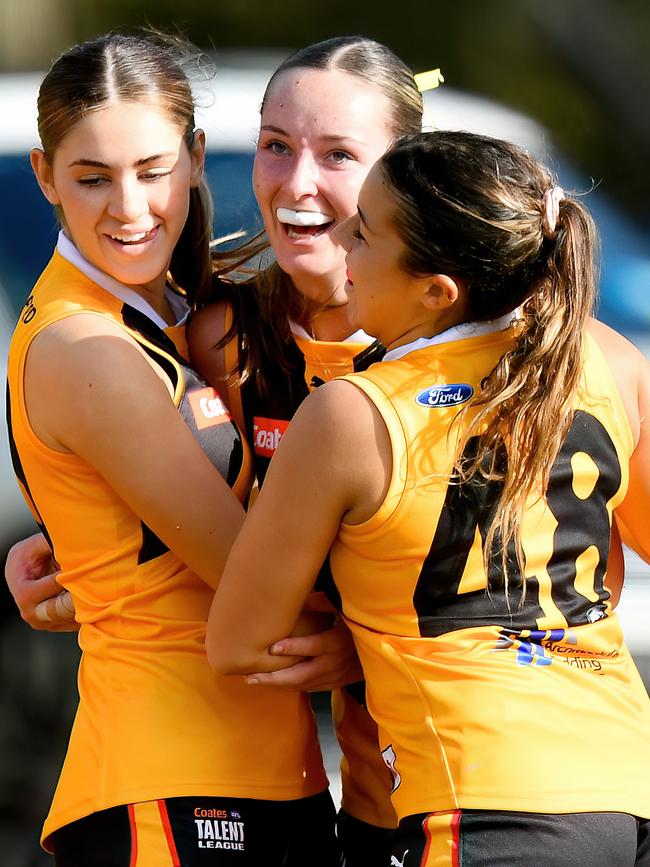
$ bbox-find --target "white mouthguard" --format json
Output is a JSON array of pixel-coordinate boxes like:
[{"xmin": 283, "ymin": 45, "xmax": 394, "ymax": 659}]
[{"xmin": 276, "ymin": 208, "xmax": 332, "ymax": 227}]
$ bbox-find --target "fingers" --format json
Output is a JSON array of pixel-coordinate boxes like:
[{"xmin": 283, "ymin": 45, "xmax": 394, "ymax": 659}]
[
  {"xmin": 34, "ymin": 589, "xmax": 75, "ymax": 623},
  {"xmin": 4, "ymin": 532, "xmax": 77, "ymax": 631},
  {"xmin": 246, "ymin": 623, "xmax": 363, "ymax": 691},
  {"xmin": 19, "ymin": 579, "xmax": 78, "ymax": 632},
  {"xmin": 270, "ymin": 622, "xmax": 348, "ymax": 658},
  {"xmin": 245, "ymin": 657, "xmax": 334, "ymax": 691}
]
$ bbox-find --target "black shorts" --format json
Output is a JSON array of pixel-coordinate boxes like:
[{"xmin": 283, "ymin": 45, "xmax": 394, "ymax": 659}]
[
  {"xmin": 52, "ymin": 790, "xmax": 340, "ymax": 867},
  {"xmin": 336, "ymin": 809, "xmax": 393, "ymax": 866},
  {"xmin": 391, "ymin": 809, "xmax": 650, "ymax": 867}
]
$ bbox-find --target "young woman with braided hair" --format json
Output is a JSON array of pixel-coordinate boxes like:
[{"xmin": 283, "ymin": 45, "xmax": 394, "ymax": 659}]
[{"xmin": 208, "ymin": 130, "xmax": 650, "ymax": 865}]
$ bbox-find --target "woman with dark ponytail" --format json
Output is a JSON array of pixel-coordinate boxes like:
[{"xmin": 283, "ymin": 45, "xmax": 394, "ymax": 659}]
[{"xmin": 208, "ymin": 130, "xmax": 650, "ymax": 865}]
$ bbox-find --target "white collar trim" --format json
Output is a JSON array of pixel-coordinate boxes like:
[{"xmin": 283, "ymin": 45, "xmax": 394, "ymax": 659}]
[
  {"xmin": 289, "ymin": 319, "xmax": 373, "ymax": 345},
  {"xmin": 56, "ymin": 230, "xmax": 189, "ymax": 328},
  {"xmin": 382, "ymin": 312, "xmax": 515, "ymax": 363}
]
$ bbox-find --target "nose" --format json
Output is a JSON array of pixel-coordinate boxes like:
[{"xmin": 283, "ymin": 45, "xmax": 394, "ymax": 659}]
[
  {"xmin": 107, "ymin": 174, "xmax": 148, "ymax": 223},
  {"xmin": 332, "ymin": 214, "xmax": 355, "ymax": 252},
  {"xmin": 285, "ymin": 151, "xmax": 319, "ymax": 199}
]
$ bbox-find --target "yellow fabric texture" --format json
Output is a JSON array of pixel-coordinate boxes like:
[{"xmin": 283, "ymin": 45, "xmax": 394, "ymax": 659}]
[
  {"xmin": 331, "ymin": 327, "xmax": 650, "ymax": 821},
  {"xmin": 293, "ymin": 332, "xmax": 375, "ymax": 387},
  {"xmin": 7, "ymin": 253, "xmax": 327, "ymax": 850},
  {"xmin": 298, "ymin": 334, "xmax": 397, "ymax": 829}
]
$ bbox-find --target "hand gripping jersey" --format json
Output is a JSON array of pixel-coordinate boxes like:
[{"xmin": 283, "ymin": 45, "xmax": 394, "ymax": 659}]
[
  {"xmin": 237, "ymin": 321, "xmax": 397, "ymax": 829},
  {"xmin": 331, "ymin": 325, "xmax": 650, "ymax": 821},
  {"xmin": 6, "ymin": 252, "xmax": 327, "ymax": 850}
]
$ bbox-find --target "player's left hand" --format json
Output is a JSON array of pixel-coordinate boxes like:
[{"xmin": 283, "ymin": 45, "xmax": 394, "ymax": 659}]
[{"xmin": 245, "ymin": 618, "xmax": 363, "ymax": 692}]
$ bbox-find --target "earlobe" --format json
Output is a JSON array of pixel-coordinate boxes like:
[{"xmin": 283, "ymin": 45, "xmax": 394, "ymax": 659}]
[
  {"xmin": 30, "ymin": 148, "xmax": 61, "ymax": 205},
  {"xmin": 189, "ymin": 129, "xmax": 206, "ymax": 188},
  {"xmin": 422, "ymin": 274, "xmax": 461, "ymax": 310}
]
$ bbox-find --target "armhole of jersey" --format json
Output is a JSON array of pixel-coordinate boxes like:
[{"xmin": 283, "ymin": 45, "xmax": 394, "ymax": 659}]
[
  {"xmin": 9, "ymin": 310, "xmax": 121, "ymax": 460},
  {"xmin": 583, "ymin": 332, "xmax": 635, "ymax": 459},
  {"xmin": 338, "ymin": 373, "xmax": 409, "ymax": 535},
  {"xmin": 129, "ymin": 330, "xmax": 184, "ymax": 406},
  {"xmin": 222, "ymin": 303, "xmax": 247, "ymax": 434}
]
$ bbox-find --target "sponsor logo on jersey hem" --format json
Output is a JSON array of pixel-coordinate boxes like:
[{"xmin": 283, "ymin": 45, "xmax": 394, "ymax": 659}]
[{"xmin": 415, "ymin": 383, "xmax": 473, "ymax": 408}]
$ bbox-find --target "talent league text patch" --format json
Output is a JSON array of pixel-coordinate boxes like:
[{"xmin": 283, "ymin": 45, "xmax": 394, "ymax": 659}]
[
  {"xmin": 187, "ymin": 387, "xmax": 231, "ymax": 430},
  {"xmin": 415, "ymin": 383, "xmax": 473, "ymax": 408},
  {"xmin": 253, "ymin": 416, "xmax": 290, "ymax": 457}
]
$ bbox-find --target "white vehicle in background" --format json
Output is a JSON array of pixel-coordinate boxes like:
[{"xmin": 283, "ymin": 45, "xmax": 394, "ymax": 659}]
[{"xmin": 0, "ymin": 55, "xmax": 648, "ymax": 648}]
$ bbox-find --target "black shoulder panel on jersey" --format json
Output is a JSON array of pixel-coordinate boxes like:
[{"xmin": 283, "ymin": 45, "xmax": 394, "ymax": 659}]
[{"xmin": 5, "ymin": 384, "xmax": 55, "ymax": 555}]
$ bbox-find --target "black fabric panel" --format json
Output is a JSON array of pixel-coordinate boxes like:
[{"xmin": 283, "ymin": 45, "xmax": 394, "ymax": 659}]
[{"xmin": 51, "ymin": 805, "xmax": 132, "ymax": 866}]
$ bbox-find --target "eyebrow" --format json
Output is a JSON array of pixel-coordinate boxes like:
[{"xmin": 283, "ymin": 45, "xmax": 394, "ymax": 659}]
[
  {"xmin": 67, "ymin": 153, "xmax": 176, "ymax": 168},
  {"xmin": 260, "ymin": 124, "xmax": 363, "ymax": 145}
]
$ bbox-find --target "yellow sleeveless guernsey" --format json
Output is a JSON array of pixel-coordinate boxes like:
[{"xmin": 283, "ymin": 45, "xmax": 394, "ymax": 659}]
[
  {"xmin": 331, "ymin": 325, "xmax": 650, "ymax": 821},
  {"xmin": 294, "ymin": 331, "xmax": 398, "ymax": 829},
  {"xmin": 7, "ymin": 252, "xmax": 327, "ymax": 849}
]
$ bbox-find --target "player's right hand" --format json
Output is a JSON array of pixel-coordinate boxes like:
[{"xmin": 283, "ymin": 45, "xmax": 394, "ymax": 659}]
[{"xmin": 4, "ymin": 531, "xmax": 78, "ymax": 632}]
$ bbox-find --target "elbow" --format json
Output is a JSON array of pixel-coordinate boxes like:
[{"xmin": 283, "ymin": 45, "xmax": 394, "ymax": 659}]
[{"xmin": 205, "ymin": 633, "xmax": 259, "ymax": 677}]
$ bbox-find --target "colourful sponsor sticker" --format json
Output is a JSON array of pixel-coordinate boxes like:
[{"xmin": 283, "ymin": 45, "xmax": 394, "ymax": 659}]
[
  {"xmin": 187, "ymin": 387, "xmax": 231, "ymax": 430},
  {"xmin": 415, "ymin": 383, "xmax": 473, "ymax": 408},
  {"xmin": 253, "ymin": 416, "xmax": 290, "ymax": 457}
]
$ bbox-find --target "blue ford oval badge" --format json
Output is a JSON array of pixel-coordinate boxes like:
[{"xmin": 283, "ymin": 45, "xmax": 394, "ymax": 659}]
[{"xmin": 415, "ymin": 383, "xmax": 474, "ymax": 408}]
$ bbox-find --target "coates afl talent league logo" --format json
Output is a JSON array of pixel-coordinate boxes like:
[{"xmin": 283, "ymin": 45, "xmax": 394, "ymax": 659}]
[{"xmin": 415, "ymin": 383, "xmax": 473, "ymax": 408}]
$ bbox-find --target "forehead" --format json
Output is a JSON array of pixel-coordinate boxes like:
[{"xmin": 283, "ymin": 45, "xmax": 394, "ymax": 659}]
[
  {"xmin": 262, "ymin": 67, "xmax": 393, "ymax": 141},
  {"xmin": 359, "ymin": 164, "xmax": 397, "ymax": 230},
  {"xmin": 55, "ymin": 100, "xmax": 185, "ymax": 157}
]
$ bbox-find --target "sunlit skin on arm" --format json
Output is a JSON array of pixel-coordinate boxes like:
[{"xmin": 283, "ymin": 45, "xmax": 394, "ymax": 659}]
[
  {"xmin": 206, "ymin": 378, "xmax": 391, "ymax": 676},
  {"xmin": 188, "ymin": 301, "xmax": 365, "ymax": 690},
  {"xmin": 24, "ymin": 312, "xmax": 245, "ymax": 589},
  {"xmin": 186, "ymin": 300, "xmax": 238, "ymax": 419},
  {"xmin": 588, "ymin": 318, "xmax": 650, "ymax": 564}
]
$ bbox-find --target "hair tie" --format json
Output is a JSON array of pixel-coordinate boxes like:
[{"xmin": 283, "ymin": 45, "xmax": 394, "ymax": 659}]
[
  {"xmin": 542, "ymin": 186, "xmax": 565, "ymax": 237},
  {"xmin": 415, "ymin": 69, "xmax": 444, "ymax": 133},
  {"xmin": 414, "ymin": 69, "xmax": 444, "ymax": 93}
]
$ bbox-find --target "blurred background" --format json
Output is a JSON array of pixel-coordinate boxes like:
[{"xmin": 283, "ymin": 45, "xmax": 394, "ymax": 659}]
[{"xmin": 0, "ymin": 0, "xmax": 649, "ymax": 863}]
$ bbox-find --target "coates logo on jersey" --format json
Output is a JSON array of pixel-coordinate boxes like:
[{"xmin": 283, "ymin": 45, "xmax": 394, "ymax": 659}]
[
  {"xmin": 415, "ymin": 383, "xmax": 473, "ymax": 408},
  {"xmin": 188, "ymin": 387, "xmax": 231, "ymax": 430},
  {"xmin": 253, "ymin": 417, "xmax": 290, "ymax": 458}
]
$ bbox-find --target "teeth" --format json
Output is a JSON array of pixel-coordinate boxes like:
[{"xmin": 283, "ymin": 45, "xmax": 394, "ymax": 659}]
[
  {"xmin": 276, "ymin": 208, "xmax": 332, "ymax": 227},
  {"xmin": 109, "ymin": 231, "xmax": 149, "ymax": 243}
]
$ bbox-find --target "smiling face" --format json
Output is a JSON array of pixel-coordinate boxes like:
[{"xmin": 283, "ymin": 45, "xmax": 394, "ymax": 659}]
[
  {"xmin": 252, "ymin": 67, "xmax": 394, "ymax": 306},
  {"xmin": 31, "ymin": 100, "xmax": 204, "ymax": 297},
  {"xmin": 337, "ymin": 163, "xmax": 461, "ymax": 349}
]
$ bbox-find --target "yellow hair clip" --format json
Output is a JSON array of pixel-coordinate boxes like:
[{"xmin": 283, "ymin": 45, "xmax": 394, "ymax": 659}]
[{"xmin": 414, "ymin": 69, "xmax": 444, "ymax": 93}]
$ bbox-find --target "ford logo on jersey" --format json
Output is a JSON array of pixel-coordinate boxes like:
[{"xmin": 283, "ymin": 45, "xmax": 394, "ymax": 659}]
[{"xmin": 416, "ymin": 383, "xmax": 474, "ymax": 408}]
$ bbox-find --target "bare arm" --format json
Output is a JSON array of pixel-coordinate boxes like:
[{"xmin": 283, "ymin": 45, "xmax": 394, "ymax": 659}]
[
  {"xmin": 6, "ymin": 304, "xmax": 240, "ymax": 628},
  {"xmin": 206, "ymin": 378, "xmax": 391, "ymax": 675},
  {"xmin": 589, "ymin": 319, "xmax": 650, "ymax": 562},
  {"xmin": 24, "ymin": 313, "xmax": 245, "ymax": 589},
  {"xmin": 187, "ymin": 300, "xmax": 246, "ymax": 432},
  {"xmin": 244, "ymin": 591, "xmax": 364, "ymax": 691},
  {"xmin": 191, "ymin": 301, "xmax": 364, "ymax": 689}
]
